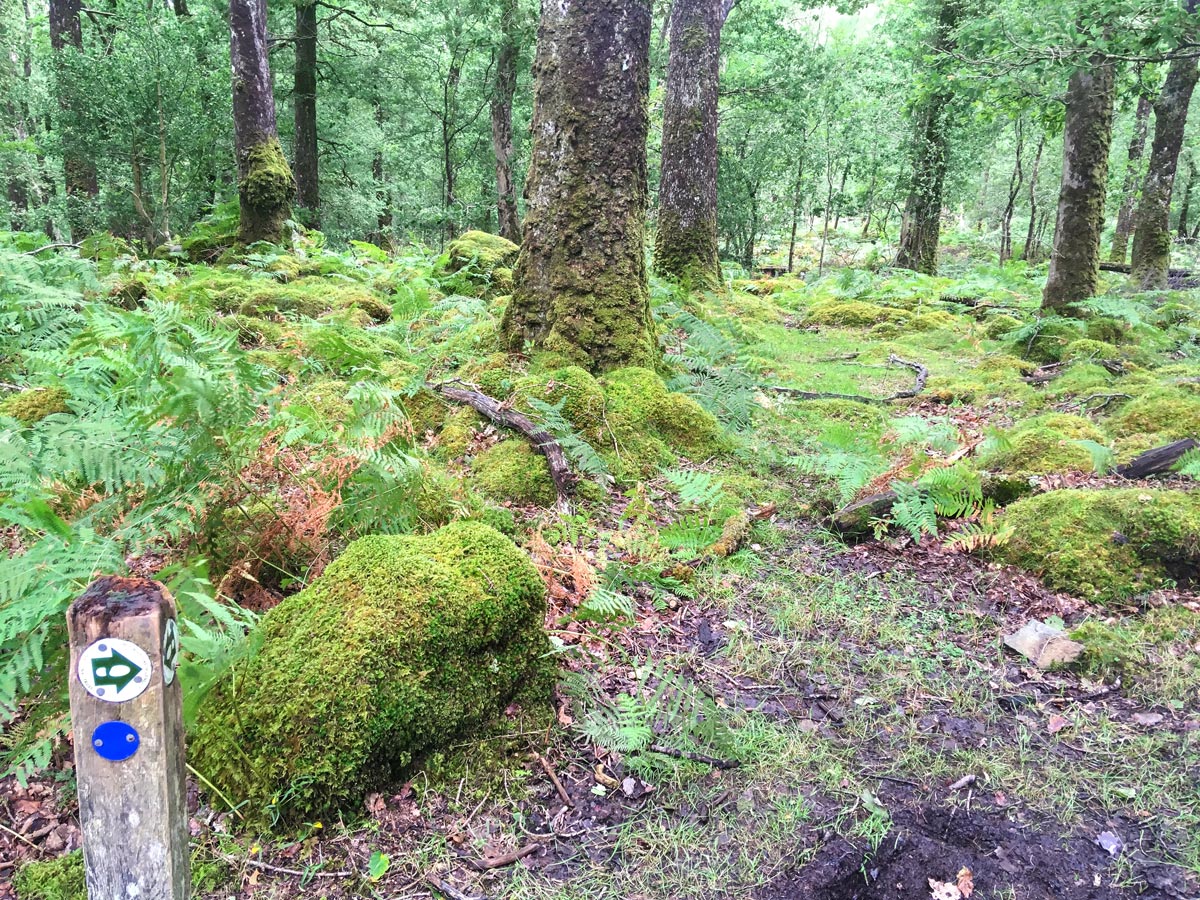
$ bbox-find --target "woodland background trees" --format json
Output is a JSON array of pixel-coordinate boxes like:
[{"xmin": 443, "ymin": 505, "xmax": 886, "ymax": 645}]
[{"xmin": 1, "ymin": 0, "xmax": 1198, "ymax": 303}]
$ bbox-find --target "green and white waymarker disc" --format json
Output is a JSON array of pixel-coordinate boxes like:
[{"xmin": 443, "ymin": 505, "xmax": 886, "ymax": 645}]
[
  {"xmin": 161, "ymin": 619, "xmax": 180, "ymax": 686},
  {"xmin": 78, "ymin": 638, "xmax": 152, "ymax": 703}
]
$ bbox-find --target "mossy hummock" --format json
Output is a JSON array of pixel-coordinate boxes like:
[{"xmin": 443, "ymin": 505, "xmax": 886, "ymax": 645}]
[
  {"xmin": 997, "ymin": 489, "xmax": 1200, "ymax": 601},
  {"xmin": 980, "ymin": 413, "xmax": 1106, "ymax": 477},
  {"xmin": 0, "ymin": 387, "xmax": 70, "ymax": 425},
  {"xmin": 190, "ymin": 522, "xmax": 548, "ymax": 820}
]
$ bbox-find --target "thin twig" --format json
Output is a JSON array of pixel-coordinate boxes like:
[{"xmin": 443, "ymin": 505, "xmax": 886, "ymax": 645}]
[
  {"xmin": 20, "ymin": 242, "xmax": 80, "ymax": 256},
  {"xmin": 214, "ymin": 851, "xmax": 351, "ymax": 878},
  {"xmin": 427, "ymin": 875, "xmax": 487, "ymax": 900},
  {"xmin": 464, "ymin": 843, "xmax": 539, "ymax": 871},
  {"xmin": 533, "ymin": 752, "xmax": 574, "ymax": 808},
  {"xmin": 947, "ymin": 773, "xmax": 976, "ymax": 792},
  {"xmin": 648, "ymin": 744, "xmax": 741, "ymax": 769},
  {"xmin": 765, "ymin": 354, "xmax": 928, "ymax": 404}
]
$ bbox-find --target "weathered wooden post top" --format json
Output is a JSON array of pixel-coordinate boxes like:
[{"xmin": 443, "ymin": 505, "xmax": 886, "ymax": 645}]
[{"xmin": 67, "ymin": 576, "xmax": 190, "ymax": 900}]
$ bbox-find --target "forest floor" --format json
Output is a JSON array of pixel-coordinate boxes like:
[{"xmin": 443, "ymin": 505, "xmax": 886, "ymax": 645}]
[{"xmin": 1, "ymin": 228, "xmax": 1199, "ymax": 899}]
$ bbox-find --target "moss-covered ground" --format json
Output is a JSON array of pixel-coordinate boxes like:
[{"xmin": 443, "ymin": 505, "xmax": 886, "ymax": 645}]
[{"xmin": 3, "ymin": 223, "xmax": 1199, "ymax": 899}]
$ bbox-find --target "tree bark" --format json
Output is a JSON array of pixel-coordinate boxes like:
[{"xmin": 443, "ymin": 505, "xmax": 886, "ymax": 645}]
[
  {"xmin": 654, "ymin": 0, "xmax": 723, "ymax": 289},
  {"xmin": 491, "ymin": 0, "xmax": 521, "ymax": 243},
  {"xmin": 229, "ymin": 0, "xmax": 295, "ymax": 244},
  {"xmin": 49, "ymin": 0, "xmax": 98, "ymax": 240},
  {"xmin": 293, "ymin": 0, "xmax": 319, "ymax": 225},
  {"xmin": 501, "ymin": 0, "xmax": 657, "ymax": 373},
  {"xmin": 894, "ymin": 0, "xmax": 961, "ymax": 275},
  {"xmin": 1110, "ymin": 92, "xmax": 1152, "ymax": 263},
  {"xmin": 1042, "ymin": 59, "xmax": 1116, "ymax": 310},
  {"xmin": 1130, "ymin": 52, "xmax": 1200, "ymax": 289}
]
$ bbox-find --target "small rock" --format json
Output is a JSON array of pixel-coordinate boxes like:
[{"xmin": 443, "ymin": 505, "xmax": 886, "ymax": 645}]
[
  {"xmin": 1096, "ymin": 830, "xmax": 1123, "ymax": 856},
  {"xmin": 1132, "ymin": 712, "xmax": 1164, "ymax": 727},
  {"xmin": 1003, "ymin": 620, "xmax": 1085, "ymax": 669}
]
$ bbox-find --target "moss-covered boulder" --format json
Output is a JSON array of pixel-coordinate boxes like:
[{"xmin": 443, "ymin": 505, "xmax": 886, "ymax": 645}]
[
  {"xmin": 472, "ymin": 440, "xmax": 558, "ymax": 506},
  {"xmin": 445, "ymin": 231, "xmax": 520, "ymax": 275},
  {"xmin": 996, "ymin": 489, "xmax": 1200, "ymax": 601},
  {"xmin": 513, "ymin": 365, "xmax": 606, "ymax": 432},
  {"xmin": 806, "ymin": 301, "xmax": 907, "ymax": 328},
  {"xmin": 13, "ymin": 853, "xmax": 85, "ymax": 900},
  {"xmin": 190, "ymin": 522, "xmax": 548, "ymax": 821},
  {"xmin": 0, "ymin": 387, "xmax": 70, "ymax": 425},
  {"xmin": 980, "ymin": 413, "xmax": 1106, "ymax": 477}
]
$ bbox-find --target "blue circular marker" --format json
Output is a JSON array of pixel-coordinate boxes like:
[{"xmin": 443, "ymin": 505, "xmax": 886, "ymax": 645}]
[{"xmin": 91, "ymin": 721, "xmax": 139, "ymax": 762}]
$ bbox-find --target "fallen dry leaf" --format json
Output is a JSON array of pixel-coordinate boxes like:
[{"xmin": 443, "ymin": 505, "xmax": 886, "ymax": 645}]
[
  {"xmin": 1132, "ymin": 712, "xmax": 1163, "ymax": 727},
  {"xmin": 957, "ymin": 866, "xmax": 974, "ymax": 898},
  {"xmin": 1047, "ymin": 715, "xmax": 1069, "ymax": 734},
  {"xmin": 929, "ymin": 878, "xmax": 961, "ymax": 900}
]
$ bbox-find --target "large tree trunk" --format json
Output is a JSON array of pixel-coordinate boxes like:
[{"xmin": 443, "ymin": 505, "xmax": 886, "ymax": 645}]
[
  {"xmin": 229, "ymin": 0, "xmax": 294, "ymax": 244},
  {"xmin": 49, "ymin": 0, "xmax": 98, "ymax": 240},
  {"xmin": 491, "ymin": 0, "xmax": 521, "ymax": 243},
  {"xmin": 1110, "ymin": 92, "xmax": 1152, "ymax": 263},
  {"xmin": 500, "ymin": 0, "xmax": 657, "ymax": 373},
  {"xmin": 894, "ymin": 0, "xmax": 960, "ymax": 275},
  {"xmin": 1130, "ymin": 53, "xmax": 1200, "ymax": 289},
  {"xmin": 1042, "ymin": 59, "xmax": 1116, "ymax": 310},
  {"xmin": 654, "ymin": 0, "xmax": 722, "ymax": 289},
  {"xmin": 293, "ymin": 0, "xmax": 319, "ymax": 225}
]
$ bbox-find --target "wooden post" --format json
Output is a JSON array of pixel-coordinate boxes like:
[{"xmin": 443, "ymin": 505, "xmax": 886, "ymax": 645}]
[{"xmin": 67, "ymin": 577, "xmax": 190, "ymax": 900}]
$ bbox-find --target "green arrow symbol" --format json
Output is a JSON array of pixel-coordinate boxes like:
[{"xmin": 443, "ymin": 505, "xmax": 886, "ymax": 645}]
[{"xmin": 91, "ymin": 647, "xmax": 143, "ymax": 693}]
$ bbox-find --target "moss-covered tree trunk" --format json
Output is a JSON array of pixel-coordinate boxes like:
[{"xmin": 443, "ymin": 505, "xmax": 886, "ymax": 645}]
[
  {"xmin": 1130, "ymin": 53, "xmax": 1200, "ymax": 289},
  {"xmin": 894, "ymin": 0, "xmax": 960, "ymax": 275},
  {"xmin": 1042, "ymin": 60, "xmax": 1115, "ymax": 310},
  {"xmin": 49, "ymin": 0, "xmax": 98, "ymax": 240},
  {"xmin": 491, "ymin": 0, "xmax": 521, "ymax": 243},
  {"xmin": 1110, "ymin": 92, "xmax": 1152, "ymax": 264},
  {"xmin": 654, "ymin": 0, "xmax": 723, "ymax": 289},
  {"xmin": 293, "ymin": 0, "xmax": 319, "ymax": 225},
  {"xmin": 229, "ymin": 0, "xmax": 295, "ymax": 245},
  {"xmin": 501, "ymin": 0, "xmax": 657, "ymax": 373},
  {"xmin": 1178, "ymin": 157, "xmax": 1196, "ymax": 238}
]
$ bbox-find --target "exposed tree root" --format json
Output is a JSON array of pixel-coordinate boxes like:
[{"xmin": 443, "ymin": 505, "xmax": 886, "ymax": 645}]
[
  {"xmin": 765, "ymin": 354, "xmax": 928, "ymax": 404},
  {"xmin": 432, "ymin": 382, "xmax": 576, "ymax": 510}
]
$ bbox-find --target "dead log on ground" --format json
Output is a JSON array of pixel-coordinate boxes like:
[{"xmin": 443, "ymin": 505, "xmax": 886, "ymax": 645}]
[
  {"xmin": 1099, "ymin": 261, "xmax": 1192, "ymax": 277},
  {"xmin": 765, "ymin": 355, "xmax": 928, "ymax": 404},
  {"xmin": 433, "ymin": 382, "xmax": 577, "ymax": 509},
  {"xmin": 1116, "ymin": 438, "xmax": 1198, "ymax": 479}
]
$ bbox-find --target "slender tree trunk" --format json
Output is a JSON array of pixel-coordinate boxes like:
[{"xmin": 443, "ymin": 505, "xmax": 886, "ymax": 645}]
[
  {"xmin": 369, "ymin": 101, "xmax": 390, "ymax": 247},
  {"xmin": 293, "ymin": 0, "xmax": 319, "ymax": 224},
  {"xmin": 491, "ymin": 0, "xmax": 521, "ymax": 243},
  {"xmin": 1042, "ymin": 59, "xmax": 1116, "ymax": 310},
  {"xmin": 501, "ymin": 0, "xmax": 657, "ymax": 372},
  {"xmin": 832, "ymin": 160, "xmax": 850, "ymax": 230},
  {"xmin": 1130, "ymin": 53, "xmax": 1200, "ymax": 289},
  {"xmin": 229, "ymin": 0, "xmax": 295, "ymax": 244},
  {"xmin": 787, "ymin": 151, "xmax": 804, "ymax": 272},
  {"xmin": 1181, "ymin": 159, "xmax": 1198, "ymax": 239},
  {"xmin": 1110, "ymin": 92, "xmax": 1153, "ymax": 263},
  {"xmin": 49, "ymin": 0, "xmax": 98, "ymax": 239},
  {"xmin": 1022, "ymin": 133, "xmax": 1046, "ymax": 261},
  {"xmin": 999, "ymin": 120, "xmax": 1025, "ymax": 264},
  {"xmin": 654, "ymin": 0, "xmax": 722, "ymax": 288},
  {"xmin": 895, "ymin": 0, "xmax": 961, "ymax": 274}
]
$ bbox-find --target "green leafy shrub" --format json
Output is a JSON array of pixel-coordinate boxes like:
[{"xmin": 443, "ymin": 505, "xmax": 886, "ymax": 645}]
[{"xmin": 190, "ymin": 522, "xmax": 549, "ymax": 822}]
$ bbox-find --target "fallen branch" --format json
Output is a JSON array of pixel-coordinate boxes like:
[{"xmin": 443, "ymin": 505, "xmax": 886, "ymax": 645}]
[
  {"xmin": 433, "ymin": 382, "xmax": 576, "ymax": 509},
  {"xmin": 1099, "ymin": 261, "xmax": 1192, "ymax": 277},
  {"xmin": 464, "ymin": 844, "xmax": 539, "ymax": 871},
  {"xmin": 649, "ymin": 744, "xmax": 741, "ymax": 770},
  {"xmin": 21, "ymin": 241, "xmax": 80, "ymax": 256},
  {"xmin": 1116, "ymin": 438, "xmax": 1198, "ymax": 479},
  {"xmin": 765, "ymin": 355, "xmax": 927, "ymax": 404}
]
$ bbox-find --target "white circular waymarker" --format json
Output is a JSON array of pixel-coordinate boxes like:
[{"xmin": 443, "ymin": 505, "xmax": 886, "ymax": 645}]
[
  {"xmin": 77, "ymin": 638, "xmax": 152, "ymax": 703},
  {"xmin": 161, "ymin": 619, "xmax": 180, "ymax": 686}
]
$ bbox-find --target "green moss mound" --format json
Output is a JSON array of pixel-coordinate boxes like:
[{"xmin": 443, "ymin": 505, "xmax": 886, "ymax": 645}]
[
  {"xmin": 1062, "ymin": 339, "xmax": 1118, "ymax": 362},
  {"xmin": 996, "ymin": 489, "xmax": 1200, "ymax": 601},
  {"xmin": 514, "ymin": 365, "xmax": 606, "ymax": 432},
  {"xmin": 473, "ymin": 440, "xmax": 558, "ymax": 506},
  {"xmin": 0, "ymin": 387, "xmax": 70, "ymax": 425},
  {"xmin": 14, "ymin": 853, "xmax": 85, "ymax": 900},
  {"xmin": 446, "ymin": 231, "xmax": 520, "ymax": 275},
  {"xmin": 190, "ymin": 522, "xmax": 549, "ymax": 821},
  {"xmin": 806, "ymin": 301, "xmax": 907, "ymax": 328},
  {"xmin": 1109, "ymin": 390, "xmax": 1200, "ymax": 442},
  {"xmin": 981, "ymin": 413, "xmax": 1106, "ymax": 477}
]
